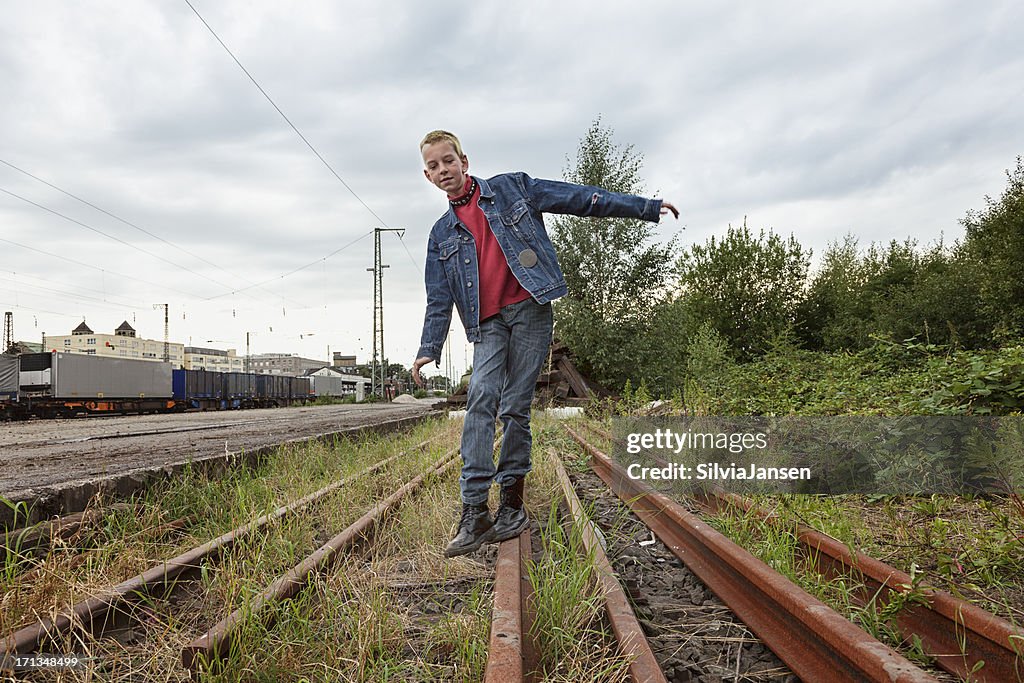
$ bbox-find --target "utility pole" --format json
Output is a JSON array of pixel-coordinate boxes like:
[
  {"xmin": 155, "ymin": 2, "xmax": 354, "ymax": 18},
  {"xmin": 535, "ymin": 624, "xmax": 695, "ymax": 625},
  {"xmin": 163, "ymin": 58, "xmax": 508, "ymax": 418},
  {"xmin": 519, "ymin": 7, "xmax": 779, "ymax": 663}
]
[
  {"xmin": 153, "ymin": 303, "xmax": 169, "ymax": 362},
  {"xmin": 367, "ymin": 227, "xmax": 404, "ymax": 398},
  {"xmin": 3, "ymin": 312, "xmax": 12, "ymax": 354}
]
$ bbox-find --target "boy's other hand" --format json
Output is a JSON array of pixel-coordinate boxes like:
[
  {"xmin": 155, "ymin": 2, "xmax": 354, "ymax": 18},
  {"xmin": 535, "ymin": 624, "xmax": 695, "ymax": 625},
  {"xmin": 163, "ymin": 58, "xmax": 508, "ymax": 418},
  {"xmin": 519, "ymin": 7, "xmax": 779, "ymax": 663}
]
[{"xmin": 412, "ymin": 356, "xmax": 433, "ymax": 388}]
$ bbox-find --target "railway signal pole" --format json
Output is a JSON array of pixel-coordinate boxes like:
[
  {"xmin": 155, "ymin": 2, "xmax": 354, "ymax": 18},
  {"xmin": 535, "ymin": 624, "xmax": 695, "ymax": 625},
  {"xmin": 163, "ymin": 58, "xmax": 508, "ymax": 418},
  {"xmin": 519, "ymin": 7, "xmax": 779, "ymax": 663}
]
[
  {"xmin": 367, "ymin": 227, "xmax": 404, "ymax": 398},
  {"xmin": 3, "ymin": 312, "xmax": 12, "ymax": 353}
]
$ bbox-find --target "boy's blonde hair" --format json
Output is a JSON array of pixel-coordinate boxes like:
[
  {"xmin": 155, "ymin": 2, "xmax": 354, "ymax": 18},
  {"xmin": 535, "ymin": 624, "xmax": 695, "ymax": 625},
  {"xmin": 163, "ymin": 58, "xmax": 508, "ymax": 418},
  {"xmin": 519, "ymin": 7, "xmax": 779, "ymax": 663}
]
[{"xmin": 420, "ymin": 130, "xmax": 465, "ymax": 158}]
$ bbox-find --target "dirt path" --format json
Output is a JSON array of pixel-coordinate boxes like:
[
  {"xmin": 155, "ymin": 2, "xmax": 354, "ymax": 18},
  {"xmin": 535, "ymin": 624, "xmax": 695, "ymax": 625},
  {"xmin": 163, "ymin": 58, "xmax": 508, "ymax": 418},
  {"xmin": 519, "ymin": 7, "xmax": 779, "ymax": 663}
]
[{"xmin": 0, "ymin": 402, "xmax": 442, "ymax": 499}]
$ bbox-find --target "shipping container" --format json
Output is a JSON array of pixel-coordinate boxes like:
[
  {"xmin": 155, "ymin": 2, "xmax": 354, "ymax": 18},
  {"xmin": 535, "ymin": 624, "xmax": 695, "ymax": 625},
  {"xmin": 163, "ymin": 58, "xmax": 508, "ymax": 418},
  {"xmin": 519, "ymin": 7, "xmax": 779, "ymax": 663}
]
[
  {"xmin": 292, "ymin": 376, "xmax": 312, "ymax": 400},
  {"xmin": 188, "ymin": 369, "xmax": 223, "ymax": 399},
  {"xmin": 255, "ymin": 374, "xmax": 288, "ymax": 400},
  {"xmin": 18, "ymin": 352, "xmax": 52, "ymax": 393},
  {"xmin": 222, "ymin": 372, "xmax": 257, "ymax": 399},
  {"xmin": 309, "ymin": 373, "xmax": 363, "ymax": 397},
  {"xmin": 0, "ymin": 354, "xmax": 18, "ymax": 400},
  {"xmin": 24, "ymin": 352, "xmax": 173, "ymax": 399}
]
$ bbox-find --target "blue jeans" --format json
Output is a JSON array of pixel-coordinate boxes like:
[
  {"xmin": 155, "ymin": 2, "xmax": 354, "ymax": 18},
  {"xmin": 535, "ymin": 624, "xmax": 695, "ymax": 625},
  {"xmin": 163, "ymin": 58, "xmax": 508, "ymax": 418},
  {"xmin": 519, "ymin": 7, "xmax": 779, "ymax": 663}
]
[{"xmin": 459, "ymin": 298, "xmax": 553, "ymax": 505}]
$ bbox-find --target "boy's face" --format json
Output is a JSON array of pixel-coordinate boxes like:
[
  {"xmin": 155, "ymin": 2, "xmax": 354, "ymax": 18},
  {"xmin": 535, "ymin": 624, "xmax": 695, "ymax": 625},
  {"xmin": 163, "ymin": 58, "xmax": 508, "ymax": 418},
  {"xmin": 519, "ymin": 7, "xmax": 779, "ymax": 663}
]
[{"xmin": 422, "ymin": 141, "xmax": 469, "ymax": 196}]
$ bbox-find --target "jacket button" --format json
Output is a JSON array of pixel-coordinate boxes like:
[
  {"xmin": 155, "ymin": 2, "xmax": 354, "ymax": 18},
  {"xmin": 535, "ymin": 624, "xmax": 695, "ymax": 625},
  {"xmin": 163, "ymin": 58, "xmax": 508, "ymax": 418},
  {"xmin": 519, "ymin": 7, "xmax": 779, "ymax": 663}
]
[
  {"xmin": 464, "ymin": 258, "xmax": 470, "ymax": 264},
  {"xmin": 467, "ymin": 281, "xmax": 473, "ymax": 287},
  {"xmin": 470, "ymin": 306, "xmax": 475, "ymax": 312}
]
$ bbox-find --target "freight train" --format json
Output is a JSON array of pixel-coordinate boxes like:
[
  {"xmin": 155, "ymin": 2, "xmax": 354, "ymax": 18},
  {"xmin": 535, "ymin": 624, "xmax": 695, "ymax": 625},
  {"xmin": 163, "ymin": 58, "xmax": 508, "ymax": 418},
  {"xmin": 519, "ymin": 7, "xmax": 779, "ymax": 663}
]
[{"xmin": 0, "ymin": 352, "xmax": 313, "ymax": 420}]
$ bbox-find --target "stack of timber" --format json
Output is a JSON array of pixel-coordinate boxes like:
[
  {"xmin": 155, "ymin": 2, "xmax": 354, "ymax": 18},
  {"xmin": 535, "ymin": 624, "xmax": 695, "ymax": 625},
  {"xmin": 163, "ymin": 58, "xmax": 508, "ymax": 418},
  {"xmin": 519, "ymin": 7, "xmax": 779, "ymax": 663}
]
[{"xmin": 446, "ymin": 340, "xmax": 609, "ymax": 407}]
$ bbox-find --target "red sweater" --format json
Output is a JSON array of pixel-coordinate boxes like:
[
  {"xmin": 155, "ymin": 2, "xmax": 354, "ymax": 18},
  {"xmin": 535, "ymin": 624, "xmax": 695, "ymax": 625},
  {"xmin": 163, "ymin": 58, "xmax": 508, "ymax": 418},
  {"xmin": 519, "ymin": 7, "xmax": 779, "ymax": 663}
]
[{"xmin": 450, "ymin": 178, "xmax": 532, "ymax": 321}]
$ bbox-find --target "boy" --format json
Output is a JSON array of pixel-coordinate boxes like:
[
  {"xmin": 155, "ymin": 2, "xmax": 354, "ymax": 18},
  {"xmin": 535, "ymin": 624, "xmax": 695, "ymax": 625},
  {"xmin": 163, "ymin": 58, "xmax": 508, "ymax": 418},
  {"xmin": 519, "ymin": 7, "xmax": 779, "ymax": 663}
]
[{"xmin": 412, "ymin": 130, "xmax": 678, "ymax": 557}]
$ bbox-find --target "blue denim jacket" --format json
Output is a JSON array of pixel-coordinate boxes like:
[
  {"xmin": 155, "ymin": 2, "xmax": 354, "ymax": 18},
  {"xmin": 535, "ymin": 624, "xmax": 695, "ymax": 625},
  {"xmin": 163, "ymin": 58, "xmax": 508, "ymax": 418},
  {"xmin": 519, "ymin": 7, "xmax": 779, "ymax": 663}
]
[{"xmin": 416, "ymin": 172, "xmax": 663, "ymax": 361}]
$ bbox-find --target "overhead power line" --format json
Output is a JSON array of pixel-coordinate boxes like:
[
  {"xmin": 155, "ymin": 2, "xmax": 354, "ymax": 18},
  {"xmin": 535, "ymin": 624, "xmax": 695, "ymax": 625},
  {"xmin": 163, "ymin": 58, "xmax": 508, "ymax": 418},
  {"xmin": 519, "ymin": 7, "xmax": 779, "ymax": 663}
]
[
  {"xmin": 1, "ymin": 158, "xmax": 239, "ymax": 282},
  {"xmin": 0, "ymin": 271, "xmax": 148, "ymax": 311},
  {"xmin": 0, "ymin": 300, "xmax": 87, "ymax": 320},
  {"xmin": 0, "ymin": 157, "xmax": 306, "ymax": 307},
  {"xmin": 0, "ymin": 274, "xmax": 141, "ymax": 313},
  {"xmin": 183, "ymin": 0, "xmax": 390, "ymax": 229},
  {"xmin": 0, "ymin": 185, "xmax": 239, "ymax": 293},
  {"xmin": 183, "ymin": 0, "xmax": 424, "ymax": 277},
  {"xmin": 202, "ymin": 229, "xmax": 375, "ymax": 300}
]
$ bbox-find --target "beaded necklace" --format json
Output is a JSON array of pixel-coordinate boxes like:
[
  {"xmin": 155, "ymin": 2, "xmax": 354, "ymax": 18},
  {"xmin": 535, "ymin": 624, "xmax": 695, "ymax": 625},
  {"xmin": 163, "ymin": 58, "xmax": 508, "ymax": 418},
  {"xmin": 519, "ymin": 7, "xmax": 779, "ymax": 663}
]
[{"xmin": 449, "ymin": 177, "xmax": 478, "ymax": 207}]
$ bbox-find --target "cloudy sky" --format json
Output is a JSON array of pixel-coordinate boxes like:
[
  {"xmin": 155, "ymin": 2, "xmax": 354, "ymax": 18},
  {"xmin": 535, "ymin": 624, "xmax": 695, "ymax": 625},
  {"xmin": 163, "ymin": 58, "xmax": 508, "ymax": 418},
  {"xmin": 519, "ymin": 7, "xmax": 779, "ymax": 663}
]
[{"xmin": 2, "ymin": 1, "xmax": 1022, "ymax": 381}]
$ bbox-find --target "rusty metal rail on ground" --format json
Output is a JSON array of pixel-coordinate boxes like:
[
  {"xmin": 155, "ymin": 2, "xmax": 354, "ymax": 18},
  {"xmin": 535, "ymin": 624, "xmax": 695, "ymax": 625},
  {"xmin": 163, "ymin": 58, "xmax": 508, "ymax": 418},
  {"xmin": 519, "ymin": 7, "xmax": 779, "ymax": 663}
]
[
  {"xmin": 484, "ymin": 527, "xmax": 536, "ymax": 682},
  {"xmin": 551, "ymin": 450, "xmax": 668, "ymax": 683},
  {"xmin": 696, "ymin": 487, "xmax": 1024, "ymax": 683},
  {"xmin": 586, "ymin": 421, "xmax": 1024, "ymax": 682},
  {"xmin": 1, "ymin": 445, "xmax": 419, "ymax": 656},
  {"xmin": 566, "ymin": 424, "xmax": 936, "ymax": 683},
  {"xmin": 1, "ymin": 504, "xmax": 130, "ymax": 560}
]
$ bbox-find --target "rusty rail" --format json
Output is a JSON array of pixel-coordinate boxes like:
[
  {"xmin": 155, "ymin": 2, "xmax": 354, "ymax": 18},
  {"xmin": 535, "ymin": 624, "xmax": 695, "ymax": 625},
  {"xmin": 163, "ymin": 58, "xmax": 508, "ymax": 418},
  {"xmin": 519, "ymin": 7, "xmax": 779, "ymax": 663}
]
[
  {"xmin": 566, "ymin": 424, "xmax": 935, "ymax": 683},
  {"xmin": 697, "ymin": 488, "xmax": 1024, "ymax": 683},
  {"xmin": 484, "ymin": 528, "xmax": 535, "ymax": 682},
  {"xmin": 1, "ymin": 448, "xmax": 413, "ymax": 655},
  {"xmin": 551, "ymin": 450, "xmax": 668, "ymax": 683},
  {"xmin": 586, "ymin": 421, "xmax": 1024, "ymax": 682},
  {"xmin": 1, "ymin": 504, "xmax": 130, "ymax": 560},
  {"xmin": 182, "ymin": 451, "xmax": 459, "ymax": 674}
]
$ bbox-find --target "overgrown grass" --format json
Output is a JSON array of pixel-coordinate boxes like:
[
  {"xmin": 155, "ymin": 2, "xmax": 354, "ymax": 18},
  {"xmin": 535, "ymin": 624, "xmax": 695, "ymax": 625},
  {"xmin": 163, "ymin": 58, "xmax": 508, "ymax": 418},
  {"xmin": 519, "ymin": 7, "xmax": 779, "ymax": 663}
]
[
  {"xmin": 1, "ymin": 417, "xmax": 461, "ymax": 679},
  {"xmin": 524, "ymin": 499, "xmax": 630, "ymax": 683},
  {"xmin": 198, "ymin": 438, "xmax": 491, "ymax": 682}
]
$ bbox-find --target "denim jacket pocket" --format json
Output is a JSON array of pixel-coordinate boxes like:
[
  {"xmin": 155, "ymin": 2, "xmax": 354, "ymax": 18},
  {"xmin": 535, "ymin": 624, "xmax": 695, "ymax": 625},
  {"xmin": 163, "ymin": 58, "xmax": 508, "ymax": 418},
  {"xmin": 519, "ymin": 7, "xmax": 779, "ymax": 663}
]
[
  {"xmin": 500, "ymin": 200, "xmax": 535, "ymax": 241},
  {"xmin": 438, "ymin": 237, "xmax": 459, "ymax": 260},
  {"xmin": 437, "ymin": 238, "xmax": 460, "ymax": 278}
]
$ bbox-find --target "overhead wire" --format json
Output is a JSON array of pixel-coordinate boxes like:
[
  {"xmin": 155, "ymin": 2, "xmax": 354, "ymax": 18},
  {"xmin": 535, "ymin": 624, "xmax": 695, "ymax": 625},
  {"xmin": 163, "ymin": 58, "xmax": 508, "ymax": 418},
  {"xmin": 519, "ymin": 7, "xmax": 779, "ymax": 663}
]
[
  {"xmin": 5, "ymin": 4, "xmax": 426, "ymax": 342},
  {"xmin": 0, "ymin": 158, "xmax": 315, "ymax": 309},
  {"xmin": 0, "ymin": 236, "xmax": 208, "ymax": 300},
  {"xmin": 202, "ymin": 229, "xmax": 375, "ymax": 300},
  {"xmin": 0, "ymin": 185, "xmax": 240, "ymax": 293},
  {"xmin": 0, "ymin": 274, "xmax": 142, "ymax": 312},
  {"xmin": 1, "ymin": 159, "xmax": 246, "ymax": 284},
  {"xmin": 0, "ymin": 300, "xmax": 87, "ymax": 320},
  {"xmin": 183, "ymin": 0, "xmax": 389, "ymax": 228},
  {"xmin": 183, "ymin": 0, "xmax": 423, "ymax": 277}
]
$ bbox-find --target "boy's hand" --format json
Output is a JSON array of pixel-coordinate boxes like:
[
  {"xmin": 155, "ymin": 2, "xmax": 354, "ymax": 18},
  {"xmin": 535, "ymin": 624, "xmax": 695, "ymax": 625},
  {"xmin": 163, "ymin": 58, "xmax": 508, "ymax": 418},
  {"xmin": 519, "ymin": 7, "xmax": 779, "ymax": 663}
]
[
  {"xmin": 412, "ymin": 356, "xmax": 433, "ymax": 388},
  {"xmin": 660, "ymin": 201, "xmax": 679, "ymax": 221}
]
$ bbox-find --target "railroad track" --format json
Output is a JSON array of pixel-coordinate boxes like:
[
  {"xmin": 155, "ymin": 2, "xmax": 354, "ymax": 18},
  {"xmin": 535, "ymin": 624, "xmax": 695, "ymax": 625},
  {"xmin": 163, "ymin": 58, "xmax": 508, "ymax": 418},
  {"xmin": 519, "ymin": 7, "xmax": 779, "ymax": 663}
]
[
  {"xmin": 5, "ymin": 415, "xmax": 1019, "ymax": 680},
  {"xmin": 1, "ymin": 439, "xmax": 456, "ymax": 679},
  {"xmin": 560, "ymin": 422, "xmax": 1024, "ymax": 682}
]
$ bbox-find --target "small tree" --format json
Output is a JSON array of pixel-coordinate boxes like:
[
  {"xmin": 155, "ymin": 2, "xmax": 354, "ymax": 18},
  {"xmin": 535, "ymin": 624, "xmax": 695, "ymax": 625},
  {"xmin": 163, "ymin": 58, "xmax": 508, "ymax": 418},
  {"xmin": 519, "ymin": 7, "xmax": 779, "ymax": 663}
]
[
  {"xmin": 550, "ymin": 119, "xmax": 677, "ymax": 389},
  {"xmin": 676, "ymin": 221, "xmax": 810, "ymax": 359}
]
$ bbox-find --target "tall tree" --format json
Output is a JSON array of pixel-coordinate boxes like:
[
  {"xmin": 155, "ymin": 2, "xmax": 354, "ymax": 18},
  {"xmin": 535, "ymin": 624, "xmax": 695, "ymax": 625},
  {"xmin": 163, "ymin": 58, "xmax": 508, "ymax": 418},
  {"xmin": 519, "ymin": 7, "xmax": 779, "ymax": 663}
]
[{"xmin": 550, "ymin": 119, "xmax": 676, "ymax": 389}]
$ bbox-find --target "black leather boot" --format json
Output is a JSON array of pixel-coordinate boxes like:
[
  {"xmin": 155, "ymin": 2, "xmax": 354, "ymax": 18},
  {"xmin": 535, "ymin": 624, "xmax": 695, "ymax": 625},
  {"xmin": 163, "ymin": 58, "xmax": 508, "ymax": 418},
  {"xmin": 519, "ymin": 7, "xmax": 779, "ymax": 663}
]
[
  {"xmin": 489, "ymin": 478, "xmax": 528, "ymax": 543},
  {"xmin": 445, "ymin": 503, "xmax": 494, "ymax": 558}
]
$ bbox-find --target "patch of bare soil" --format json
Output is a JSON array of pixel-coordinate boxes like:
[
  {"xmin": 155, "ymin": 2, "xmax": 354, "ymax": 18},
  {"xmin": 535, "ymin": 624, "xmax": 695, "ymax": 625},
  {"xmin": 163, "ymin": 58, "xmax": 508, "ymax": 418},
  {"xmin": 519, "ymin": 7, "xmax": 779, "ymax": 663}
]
[{"xmin": 0, "ymin": 404, "xmax": 435, "ymax": 499}]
